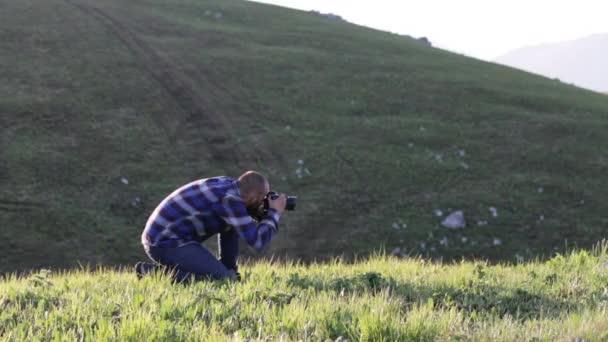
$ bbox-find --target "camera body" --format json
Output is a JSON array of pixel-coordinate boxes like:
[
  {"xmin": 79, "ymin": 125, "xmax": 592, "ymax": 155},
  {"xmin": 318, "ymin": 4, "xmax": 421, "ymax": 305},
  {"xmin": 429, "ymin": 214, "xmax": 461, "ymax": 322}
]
[
  {"xmin": 250, "ymin": 191, "xmax": 297, "ymax": 221},
  {"xmin": 264, "ymin": 191, "xmax": 297, "ymax": 212}
]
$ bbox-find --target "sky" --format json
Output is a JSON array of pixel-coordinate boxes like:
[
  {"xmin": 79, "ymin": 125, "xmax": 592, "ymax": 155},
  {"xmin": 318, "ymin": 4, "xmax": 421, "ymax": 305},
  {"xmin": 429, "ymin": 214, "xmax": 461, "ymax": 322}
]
[{"xmin": 251, "ymin": 0, "xmax": 608, "ymax": 60}]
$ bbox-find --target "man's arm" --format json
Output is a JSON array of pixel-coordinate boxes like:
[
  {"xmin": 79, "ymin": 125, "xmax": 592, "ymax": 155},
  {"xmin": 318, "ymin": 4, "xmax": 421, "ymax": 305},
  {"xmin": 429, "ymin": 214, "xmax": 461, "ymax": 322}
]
[
  {"xmin": 216, "ymin": 196, "xmax": 280, "ymax": 251},
  {"xmin": 218, "ymin": 227, "xmax": 239, "ymax": 271}
]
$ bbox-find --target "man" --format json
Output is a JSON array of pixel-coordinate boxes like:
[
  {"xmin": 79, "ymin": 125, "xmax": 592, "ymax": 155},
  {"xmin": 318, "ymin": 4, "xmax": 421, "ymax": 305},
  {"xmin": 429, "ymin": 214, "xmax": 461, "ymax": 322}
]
[{"xmin": 135, "ymin": 171, "xmax": 287, "ymax": 282}]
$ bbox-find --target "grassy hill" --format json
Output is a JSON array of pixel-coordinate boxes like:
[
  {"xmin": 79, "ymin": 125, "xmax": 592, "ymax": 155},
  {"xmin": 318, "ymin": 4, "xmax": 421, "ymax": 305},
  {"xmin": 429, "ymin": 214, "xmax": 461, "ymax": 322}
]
[
  {"xmin": 1, "ymin": 246, "xmax": 608, "ymax": 340},
  {"xmin": 1, "ymin": 0, "xmax": 608, "ymax": 272}
]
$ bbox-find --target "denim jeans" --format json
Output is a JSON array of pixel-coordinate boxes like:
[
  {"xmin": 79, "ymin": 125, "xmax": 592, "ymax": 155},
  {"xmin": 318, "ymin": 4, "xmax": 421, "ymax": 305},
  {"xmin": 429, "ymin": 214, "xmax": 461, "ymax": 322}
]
[{"xmin": 144, "ymin": 243, "xmax": 236, "ymax": 282}]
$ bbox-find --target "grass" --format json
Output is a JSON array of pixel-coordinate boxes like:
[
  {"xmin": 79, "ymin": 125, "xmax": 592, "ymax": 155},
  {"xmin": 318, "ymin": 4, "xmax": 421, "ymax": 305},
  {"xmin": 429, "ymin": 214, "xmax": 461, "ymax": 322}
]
[
  {"xmin": 1, "ymin": 242, "xmax": 608, "ymax": 341},
  {"xmin": 1, "ymin": 0, "xmax": 608, "ymax": 272}
]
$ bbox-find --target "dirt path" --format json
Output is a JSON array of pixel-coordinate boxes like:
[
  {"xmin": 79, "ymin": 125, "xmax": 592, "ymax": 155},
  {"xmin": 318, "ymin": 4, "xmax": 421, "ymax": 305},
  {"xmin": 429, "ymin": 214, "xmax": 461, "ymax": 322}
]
[
  {"xmin": 0, "ymin": 200, "xmax": 44, "ymax": 213},
  {"xmin": 64, "ymin": 0, "xmax": 256, "ymax": 168}
]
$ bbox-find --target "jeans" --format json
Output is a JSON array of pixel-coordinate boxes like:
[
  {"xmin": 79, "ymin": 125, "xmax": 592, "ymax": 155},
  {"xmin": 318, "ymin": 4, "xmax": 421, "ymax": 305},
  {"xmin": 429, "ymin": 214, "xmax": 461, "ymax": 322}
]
[{"xmin": 145, "ymin": 243, "xmax": 237, "ymax": 282}]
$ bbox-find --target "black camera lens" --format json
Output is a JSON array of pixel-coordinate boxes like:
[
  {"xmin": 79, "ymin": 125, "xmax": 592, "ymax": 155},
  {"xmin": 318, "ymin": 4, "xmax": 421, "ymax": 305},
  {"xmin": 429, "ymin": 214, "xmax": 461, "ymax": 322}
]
[{"xmin": 285, "ymin": 196, "xmax": 297, "ymax": 211}]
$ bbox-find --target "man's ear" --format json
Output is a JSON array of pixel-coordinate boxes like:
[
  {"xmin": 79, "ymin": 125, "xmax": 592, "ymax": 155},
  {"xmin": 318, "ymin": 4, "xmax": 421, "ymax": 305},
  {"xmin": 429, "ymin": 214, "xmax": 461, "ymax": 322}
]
[
  {"xmin": 243, "ymin": 190, "xmax": 263, "ymax": 206},
  {"xmin": 243, "ymin": 192, "xmax": 255, "ymax": 206}
]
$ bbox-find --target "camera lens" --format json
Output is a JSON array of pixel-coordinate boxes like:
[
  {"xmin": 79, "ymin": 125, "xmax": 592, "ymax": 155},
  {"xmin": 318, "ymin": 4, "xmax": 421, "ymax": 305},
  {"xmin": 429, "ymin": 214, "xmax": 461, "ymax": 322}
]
[{"xmin": 285, "ymin": 196, "xmax": 297, "ymax": 211}]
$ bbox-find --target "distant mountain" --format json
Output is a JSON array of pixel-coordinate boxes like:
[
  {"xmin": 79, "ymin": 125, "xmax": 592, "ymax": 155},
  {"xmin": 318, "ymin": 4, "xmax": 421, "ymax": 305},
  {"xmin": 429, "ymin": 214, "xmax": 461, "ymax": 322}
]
[{"xmin": 495, "ymin": 34, "xmax": 608, "ymax": 92}]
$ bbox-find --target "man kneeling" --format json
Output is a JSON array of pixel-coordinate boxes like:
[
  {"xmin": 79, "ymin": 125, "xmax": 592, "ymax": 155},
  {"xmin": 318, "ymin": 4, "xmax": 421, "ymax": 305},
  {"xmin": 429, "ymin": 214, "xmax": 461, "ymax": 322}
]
[{"xmin": 135, "ymin": 171, "xmax": 286, "ymax": 282}]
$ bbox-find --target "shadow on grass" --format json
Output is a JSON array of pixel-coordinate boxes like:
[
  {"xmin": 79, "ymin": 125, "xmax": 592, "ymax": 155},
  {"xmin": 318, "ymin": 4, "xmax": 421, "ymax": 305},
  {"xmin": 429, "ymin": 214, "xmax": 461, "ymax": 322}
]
[{"xmin": 285, "ymin": 271, "xmax": 596, "ymax": 320}]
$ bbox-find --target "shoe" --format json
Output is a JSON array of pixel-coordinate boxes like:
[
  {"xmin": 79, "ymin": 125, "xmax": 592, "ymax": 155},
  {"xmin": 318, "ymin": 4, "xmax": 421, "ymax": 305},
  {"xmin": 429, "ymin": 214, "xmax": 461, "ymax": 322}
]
[{"xmin": 135, "ymin": 261, "xmax": 156, "ymax": 279}]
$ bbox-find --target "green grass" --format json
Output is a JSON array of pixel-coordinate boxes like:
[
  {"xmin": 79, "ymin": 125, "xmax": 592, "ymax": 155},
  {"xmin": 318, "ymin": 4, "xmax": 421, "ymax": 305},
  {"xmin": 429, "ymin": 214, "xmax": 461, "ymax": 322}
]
[
  {"xmin": 1, "ymin": 0, "xmax": 608, "ymax": 272},
  {"xmin": 2, "ymin": 243, "xmax": 608, "ymax": 341}
]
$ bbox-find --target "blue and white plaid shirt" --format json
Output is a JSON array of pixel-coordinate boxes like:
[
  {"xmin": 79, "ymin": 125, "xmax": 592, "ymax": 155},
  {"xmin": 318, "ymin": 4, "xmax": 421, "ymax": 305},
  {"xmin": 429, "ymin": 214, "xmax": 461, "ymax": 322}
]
[{"xmin": 141, "ymin": 176, "xmax": 280, "ymax": 250}]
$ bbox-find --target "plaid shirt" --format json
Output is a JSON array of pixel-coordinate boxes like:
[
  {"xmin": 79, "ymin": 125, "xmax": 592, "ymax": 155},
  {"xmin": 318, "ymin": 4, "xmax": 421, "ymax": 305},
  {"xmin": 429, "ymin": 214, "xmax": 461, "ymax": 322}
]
[{"xmin": 141, "ymin": 176, "xmax": 280, "ymax": 250}]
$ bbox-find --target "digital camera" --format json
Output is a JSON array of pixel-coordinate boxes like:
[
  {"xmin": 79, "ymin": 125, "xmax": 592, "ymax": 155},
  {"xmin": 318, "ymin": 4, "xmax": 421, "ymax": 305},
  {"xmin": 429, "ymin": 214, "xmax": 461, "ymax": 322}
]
[{"xmin": 264, "ymin": 191, "xmax": 297, "ymax": 212}]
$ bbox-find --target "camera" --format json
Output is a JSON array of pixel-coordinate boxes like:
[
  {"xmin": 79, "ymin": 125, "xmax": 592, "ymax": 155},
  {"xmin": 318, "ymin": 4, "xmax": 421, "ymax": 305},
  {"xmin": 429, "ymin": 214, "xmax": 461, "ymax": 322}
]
[
  {"xmin": 249, "ymin": 191, "xmax": 297, "ymax": 221},
  {"xmin": 264, "ymin": 191, "xmax": 297, "ymax": 212}
]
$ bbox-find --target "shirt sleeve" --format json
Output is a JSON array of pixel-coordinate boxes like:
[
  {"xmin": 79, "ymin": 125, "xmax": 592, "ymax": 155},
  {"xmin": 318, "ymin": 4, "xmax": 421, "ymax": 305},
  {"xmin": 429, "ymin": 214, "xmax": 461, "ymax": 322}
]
[{"xmin": 216, "ymin": 195, "xmax": 280, "ymax": 251}]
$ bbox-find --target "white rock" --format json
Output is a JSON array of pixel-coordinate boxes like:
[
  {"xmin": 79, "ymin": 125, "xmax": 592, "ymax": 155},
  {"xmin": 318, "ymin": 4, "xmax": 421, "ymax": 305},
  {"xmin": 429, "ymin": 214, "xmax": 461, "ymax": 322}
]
[
  {"xmin": 441, "ymin": 211, "xmax": 466, "ymax": 229},
  {"xmin": 434, "ymin": 209, "xmax": 443, "ymax": 217},
  {"xmin": 297, "ymin": 159, "xmax": 304, "ymax": 165},
  {"xmin": 537, "ymin": 187, "xmax": 544, "ymax": 193},
  {"xmin": 489, "ymin": 207, "xmax": 498, "ymax": 218},
  {"xmin": 121, "ymin": 177, "xmax": 129, "ymax": 185},
  {"xmin": 493, "ymin": 238, "xmax": 502, "ymax": 246},
  {"xmin": 392, "ymin": 221, "xmax": 407, "ymax": 230},
  {"xmin": 461, "ymin": 237, "xmax": 468, "ymax": 243},
  {"xmin": 214, "ymin": 12, "xmax": 223, "ymax": 19},
  {"xmin": 460, "ymin": 162, "xmax": 470, "ymax": 170},
  {"xmin": 457, "ymin": 149, "xmax": 466, "ymax": 157},
  {"xmin": 131, "ymin": 196, "xmax": 141, "ymax": 207},
  {"xmin": 477, "ymin": 220, "xmax": 488, "ymax": 226}
]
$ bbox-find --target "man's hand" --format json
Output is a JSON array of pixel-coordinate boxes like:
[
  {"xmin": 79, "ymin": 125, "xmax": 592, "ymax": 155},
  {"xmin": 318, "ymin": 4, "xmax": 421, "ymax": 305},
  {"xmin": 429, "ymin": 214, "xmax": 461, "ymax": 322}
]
[{"xmin": 268, "ymin": 193, "xmax": 287, "ymax": 215}]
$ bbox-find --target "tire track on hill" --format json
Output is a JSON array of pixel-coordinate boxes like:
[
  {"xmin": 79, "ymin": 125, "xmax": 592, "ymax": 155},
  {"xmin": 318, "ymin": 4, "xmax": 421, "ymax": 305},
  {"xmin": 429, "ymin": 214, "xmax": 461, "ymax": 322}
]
[
  {"xmin": 65, "ymin": 0, "xmax": 255, "ymax": 168},
  {"xmin": 0, "ymin": 200, "xmax": 45, "ymax": 213}
]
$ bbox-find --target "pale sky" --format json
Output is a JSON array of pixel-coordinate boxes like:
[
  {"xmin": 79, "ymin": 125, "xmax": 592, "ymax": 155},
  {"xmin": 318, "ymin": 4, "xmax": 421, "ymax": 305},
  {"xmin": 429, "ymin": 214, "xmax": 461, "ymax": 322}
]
[{"xmin": 251, "ymin": 0, "xmax": 608, "ymax": 60}]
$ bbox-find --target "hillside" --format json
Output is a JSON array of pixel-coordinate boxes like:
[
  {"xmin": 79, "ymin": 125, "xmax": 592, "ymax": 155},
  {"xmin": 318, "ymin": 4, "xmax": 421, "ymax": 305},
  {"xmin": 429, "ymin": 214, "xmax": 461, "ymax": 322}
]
[
  {"xmin": 1, "ymin": 0, "xmax": 608, "ymax": 272},
  {"xmin": 495, "ymin": 34, "xmax": 608, "ymax": 92},
  {"xmin": 1, "ymin": 247, "xmax": 608, "ymax": 340}
]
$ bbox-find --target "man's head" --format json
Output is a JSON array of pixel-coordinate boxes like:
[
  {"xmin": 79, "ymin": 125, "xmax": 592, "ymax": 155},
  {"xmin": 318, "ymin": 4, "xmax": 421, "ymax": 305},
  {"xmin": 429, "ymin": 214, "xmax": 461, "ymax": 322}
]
[{"xmin": 237, "ymin": 171, "xmax": 270, "ymax": 212}]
